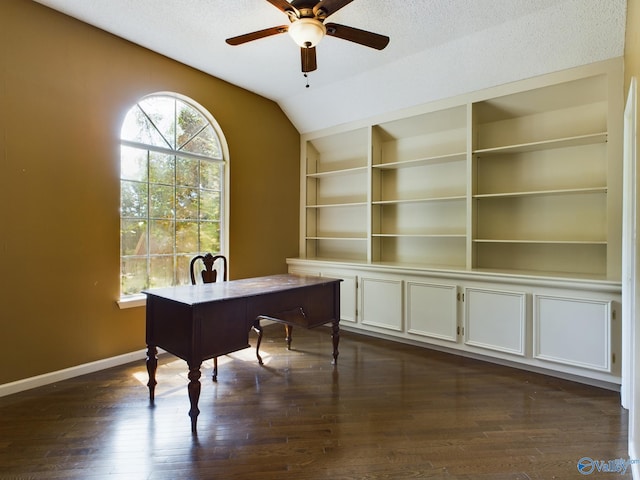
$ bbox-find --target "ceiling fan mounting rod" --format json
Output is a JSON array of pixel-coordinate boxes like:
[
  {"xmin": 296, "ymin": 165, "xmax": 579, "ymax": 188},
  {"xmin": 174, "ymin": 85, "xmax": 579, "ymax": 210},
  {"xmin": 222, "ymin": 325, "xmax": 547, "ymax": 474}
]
[{"xmin": 297, "ymin": 7, "xmax": 316, "ymax": 19}]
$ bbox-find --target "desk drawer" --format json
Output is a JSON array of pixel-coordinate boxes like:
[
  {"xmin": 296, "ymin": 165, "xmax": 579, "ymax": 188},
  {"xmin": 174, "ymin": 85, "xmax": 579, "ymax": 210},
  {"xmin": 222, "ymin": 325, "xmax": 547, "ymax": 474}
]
[{"xmin": 247, "ymin": 284, "xmax": 336, "ymax": 329}]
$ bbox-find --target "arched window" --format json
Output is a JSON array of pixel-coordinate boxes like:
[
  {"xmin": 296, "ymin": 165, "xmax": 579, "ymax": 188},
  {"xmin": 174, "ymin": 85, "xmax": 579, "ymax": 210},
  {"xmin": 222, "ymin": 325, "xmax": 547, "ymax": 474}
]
[{"xmin": 119, "ymin": 93, "xmax": 227, "ymax": 297}]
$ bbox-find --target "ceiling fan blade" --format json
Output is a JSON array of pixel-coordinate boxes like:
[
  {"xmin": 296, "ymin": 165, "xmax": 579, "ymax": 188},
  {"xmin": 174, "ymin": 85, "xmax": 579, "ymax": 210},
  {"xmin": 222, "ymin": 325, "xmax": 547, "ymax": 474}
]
[
  {"xmin": 225, "ymin": 25, "xmax": 288, "ymax": 46},
  {"xmin": 325, "ymin": 23, "xmax": 389, "ymax": 50},
  {"xmin": 301, "ymin": 46, "xmax": 317, "ymax": 73},
  {"xmin": 266, "ymin": 0, "xmax": 298, "ymax": 15},
  {"xmin": 314, "ymin": 0, "xmax": 355, "ymax": 17}
]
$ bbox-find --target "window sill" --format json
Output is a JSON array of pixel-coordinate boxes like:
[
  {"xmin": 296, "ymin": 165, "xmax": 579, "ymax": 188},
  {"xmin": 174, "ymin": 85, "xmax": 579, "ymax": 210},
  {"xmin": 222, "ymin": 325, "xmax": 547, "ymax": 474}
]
[{"xmin": 117, "ymin": 294, "xmax": 146, "ymax": 309}]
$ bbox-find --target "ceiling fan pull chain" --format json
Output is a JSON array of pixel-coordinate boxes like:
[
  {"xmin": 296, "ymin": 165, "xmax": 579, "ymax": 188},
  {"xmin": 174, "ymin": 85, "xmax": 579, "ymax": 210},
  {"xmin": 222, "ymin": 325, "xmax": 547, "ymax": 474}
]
[{"xmin": 304, "ymin": 73, "xmax": 310, "ymax": 88}]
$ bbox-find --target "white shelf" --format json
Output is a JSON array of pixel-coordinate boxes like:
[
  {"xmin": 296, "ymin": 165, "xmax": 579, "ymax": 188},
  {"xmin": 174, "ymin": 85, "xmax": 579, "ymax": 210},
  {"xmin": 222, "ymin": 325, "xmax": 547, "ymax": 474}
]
[
  {"xmin": 474, "ymin": 239, "xmax": 607, "ymax": 245},
  {"xmin": 373, "ymin": 195, "xmax": 466, "ymax": 204},
  {"xmin": 307, "ymin": 202, "xmax": 368, "ymax": 208},
  {"xmin": 374, "ymin": 233, "xmax": 466, "ymax": 238},
  {"xmin": 373, "ymin": 152, "xmax": 467, "ymax": 170},
  {"xmin": 306, "ymin": 166, "xmax": 368, "ymax": 178},
  {"xmin": 474, "ymin": 187, "xmax": 607, "ymax": 199},
  {"xmin": 473, "ymin": 132, "xmax": 607, "ymax": 156},
  {"xmin": 306, "ymin": 236, "xmax": 368, "ymax": 241}
]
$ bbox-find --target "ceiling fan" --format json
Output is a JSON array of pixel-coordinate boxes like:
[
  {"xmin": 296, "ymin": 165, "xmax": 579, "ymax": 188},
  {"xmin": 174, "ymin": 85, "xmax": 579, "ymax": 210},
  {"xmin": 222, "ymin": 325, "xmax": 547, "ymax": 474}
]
[{"xmin": 225, "ymin": 0, "xmax": 390, "ymax": 74}]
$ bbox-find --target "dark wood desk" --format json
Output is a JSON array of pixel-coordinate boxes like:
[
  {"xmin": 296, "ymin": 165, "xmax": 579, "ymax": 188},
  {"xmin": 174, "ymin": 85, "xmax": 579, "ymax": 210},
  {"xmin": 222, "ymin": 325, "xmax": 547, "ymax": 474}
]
[{"xmin": 143, "ymin": 274, "xmax": 341, "ymax": 432}]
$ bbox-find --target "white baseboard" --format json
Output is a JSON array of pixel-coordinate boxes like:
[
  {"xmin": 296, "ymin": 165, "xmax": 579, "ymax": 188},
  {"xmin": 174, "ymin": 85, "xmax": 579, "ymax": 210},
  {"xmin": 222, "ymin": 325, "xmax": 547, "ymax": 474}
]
[{"xmin": 0, "ymin": 349, "xmax": 148, "ymax": 398}]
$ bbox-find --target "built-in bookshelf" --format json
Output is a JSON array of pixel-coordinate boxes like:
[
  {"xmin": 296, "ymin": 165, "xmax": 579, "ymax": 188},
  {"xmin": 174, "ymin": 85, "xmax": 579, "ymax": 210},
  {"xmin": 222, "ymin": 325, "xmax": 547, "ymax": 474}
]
[
  {"xmin": 471, "ymin": 74, "xmax": 610, "ymax": 277},
  {"xmin": 304, "ymin": 127, "xmax": 369, "ymax": 261},
  {"xmin": 370, "ymin": 106, "xmax": 468, "ymax": 268},
  {"xmin": 298, "ymin": 59, "xmax": 622, "ymax": 281}
]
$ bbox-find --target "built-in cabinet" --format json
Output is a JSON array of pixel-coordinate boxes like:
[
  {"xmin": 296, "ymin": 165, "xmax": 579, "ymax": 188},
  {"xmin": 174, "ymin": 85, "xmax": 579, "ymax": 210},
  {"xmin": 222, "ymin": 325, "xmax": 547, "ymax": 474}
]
[
  {"xmin": 288, "ymin": 259, "xmax": 622, "ymax": 386},
  {"xmin": 290, "ymin": 59, "xmax": 624, "ymax": 387}
]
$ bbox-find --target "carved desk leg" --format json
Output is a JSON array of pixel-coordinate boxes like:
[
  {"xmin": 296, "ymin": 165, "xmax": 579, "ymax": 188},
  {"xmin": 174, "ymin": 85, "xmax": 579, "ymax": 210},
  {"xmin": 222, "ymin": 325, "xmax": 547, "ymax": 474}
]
[
  {"xmin": 253, "ymin": 318, "xmax": 264, "ymax": 365},
  {"xmin": 187, "ymin": 362, "xmax": 202, "ymax": 433},
  {"xmin": 331, "ymin": 319, "xmax": 340, "ymax": 365},
  {"xmin": 146, "ymin": 345, "xmax": 158, "ymax": 404}
]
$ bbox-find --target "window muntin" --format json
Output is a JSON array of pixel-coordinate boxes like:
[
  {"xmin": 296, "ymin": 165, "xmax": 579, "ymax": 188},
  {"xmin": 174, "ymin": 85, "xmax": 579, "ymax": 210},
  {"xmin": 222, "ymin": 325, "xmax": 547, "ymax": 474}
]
[{"xmin": 120, "ymin": 94, "xmax": 225, "ymax": 296}]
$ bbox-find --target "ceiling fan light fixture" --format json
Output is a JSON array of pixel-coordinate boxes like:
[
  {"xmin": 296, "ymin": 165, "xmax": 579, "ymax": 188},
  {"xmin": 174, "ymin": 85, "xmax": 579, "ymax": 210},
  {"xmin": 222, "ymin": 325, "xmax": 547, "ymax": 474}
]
[{"xmin": 288, "ymin": 18, "xmax": 326, "ymax": 48}]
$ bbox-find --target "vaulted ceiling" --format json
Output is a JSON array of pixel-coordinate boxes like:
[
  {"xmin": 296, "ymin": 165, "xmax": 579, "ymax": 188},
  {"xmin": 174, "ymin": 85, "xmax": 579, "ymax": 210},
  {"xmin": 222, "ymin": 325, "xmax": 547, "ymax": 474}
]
[{"xmin": 34, "ymin": 0, "xmax": 627, "ymax": 133}]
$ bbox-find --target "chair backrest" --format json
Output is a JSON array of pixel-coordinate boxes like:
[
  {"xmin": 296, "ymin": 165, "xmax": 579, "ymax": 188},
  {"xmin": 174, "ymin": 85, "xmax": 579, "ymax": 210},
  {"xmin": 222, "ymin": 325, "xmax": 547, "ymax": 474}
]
[{"xmin": 189, "ymin": 253, "xmax": 228, "ymax": 285}]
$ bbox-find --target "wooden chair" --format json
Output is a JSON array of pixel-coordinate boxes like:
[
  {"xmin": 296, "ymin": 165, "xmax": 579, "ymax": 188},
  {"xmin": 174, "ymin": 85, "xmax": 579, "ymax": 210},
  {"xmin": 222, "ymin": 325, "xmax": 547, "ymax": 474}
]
[
  {"xmin": 189, "ymin": 253, "xmax": 227, "ymax": 381},
  {"xmin": 189, "ymin": 253, "xmax": 263, "ymax": 381},
  {"xmin": 190, "ymin": 253, "xmax": 227, "ymax": 286}
]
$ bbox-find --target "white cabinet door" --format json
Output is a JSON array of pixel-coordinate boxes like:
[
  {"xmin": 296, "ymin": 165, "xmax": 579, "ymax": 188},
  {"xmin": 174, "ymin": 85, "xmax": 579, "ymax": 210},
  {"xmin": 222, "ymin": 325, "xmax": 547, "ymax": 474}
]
[
  {"xmin": 534, "ymin": 295, "xmax": 611, "ymax": 372},
  {"xmin": 465, "ymin": 287, "xmax": 527, "ymax": 356},
  {"xmin": 361, "ymin": 276, "xmax": 403, "ymax": 331},
  {"xmin": 406, "ymin": 281, "xmax": 458, "ymax": 342}
]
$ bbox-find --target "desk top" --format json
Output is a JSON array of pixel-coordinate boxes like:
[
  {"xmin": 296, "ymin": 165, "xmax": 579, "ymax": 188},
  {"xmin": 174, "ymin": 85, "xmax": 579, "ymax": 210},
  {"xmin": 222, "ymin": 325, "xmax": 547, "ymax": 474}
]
[{"xmin": 143, "ymin": 274, "xmax": 341, "ymax": 306}]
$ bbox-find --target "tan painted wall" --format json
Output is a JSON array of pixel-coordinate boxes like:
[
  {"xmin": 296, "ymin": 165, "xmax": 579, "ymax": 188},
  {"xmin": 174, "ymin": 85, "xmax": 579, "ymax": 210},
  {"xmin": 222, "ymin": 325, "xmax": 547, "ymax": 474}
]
[{"xmin": 0, "ymin": 0, "xmax": 300, "ymax": 384}]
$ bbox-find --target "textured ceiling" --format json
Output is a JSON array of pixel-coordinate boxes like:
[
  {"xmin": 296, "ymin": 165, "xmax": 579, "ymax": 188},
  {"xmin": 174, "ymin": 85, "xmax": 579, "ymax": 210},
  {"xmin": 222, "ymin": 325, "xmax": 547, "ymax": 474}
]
[{"xmin": 33, "ymin": 0, "xmax": 627, "ymax": 133}]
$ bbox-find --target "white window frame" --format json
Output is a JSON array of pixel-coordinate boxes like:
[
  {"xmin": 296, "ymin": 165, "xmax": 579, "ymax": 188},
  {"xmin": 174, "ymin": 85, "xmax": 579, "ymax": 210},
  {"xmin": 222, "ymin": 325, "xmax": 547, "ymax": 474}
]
[{"xmin": 117, "ymin": 92, "xmax": 229, "ymax": 308}]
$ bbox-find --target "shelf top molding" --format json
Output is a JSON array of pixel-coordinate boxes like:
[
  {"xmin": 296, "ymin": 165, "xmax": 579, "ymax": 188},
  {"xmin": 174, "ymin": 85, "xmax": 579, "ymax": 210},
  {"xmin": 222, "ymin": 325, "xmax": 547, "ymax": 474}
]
[{"xmin": 287, "ymin": 258, "xmax": 622, "ymax": 292}]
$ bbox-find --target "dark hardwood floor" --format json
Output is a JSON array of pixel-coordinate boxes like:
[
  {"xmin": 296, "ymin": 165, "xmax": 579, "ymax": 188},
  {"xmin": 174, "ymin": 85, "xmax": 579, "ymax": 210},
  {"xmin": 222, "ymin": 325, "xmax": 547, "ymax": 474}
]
[{"xmin": 0, "ymin": 325, "xmax": 630, "ymax": 479}]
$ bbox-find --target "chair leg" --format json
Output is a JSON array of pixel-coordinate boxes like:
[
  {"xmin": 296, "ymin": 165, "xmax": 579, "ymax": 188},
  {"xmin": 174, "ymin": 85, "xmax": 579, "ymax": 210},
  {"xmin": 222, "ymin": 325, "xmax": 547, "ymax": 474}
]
[
  {"xmin": 285, "ymin": 325, "xmax": 293, "ymax": 350},
  {"xmin": 253, "ymin": 319, "xmax": 264, "ymax": 365},
  {"xmin": 212, "ymin": 357, "xmax": 218, "ymax": 382}
]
